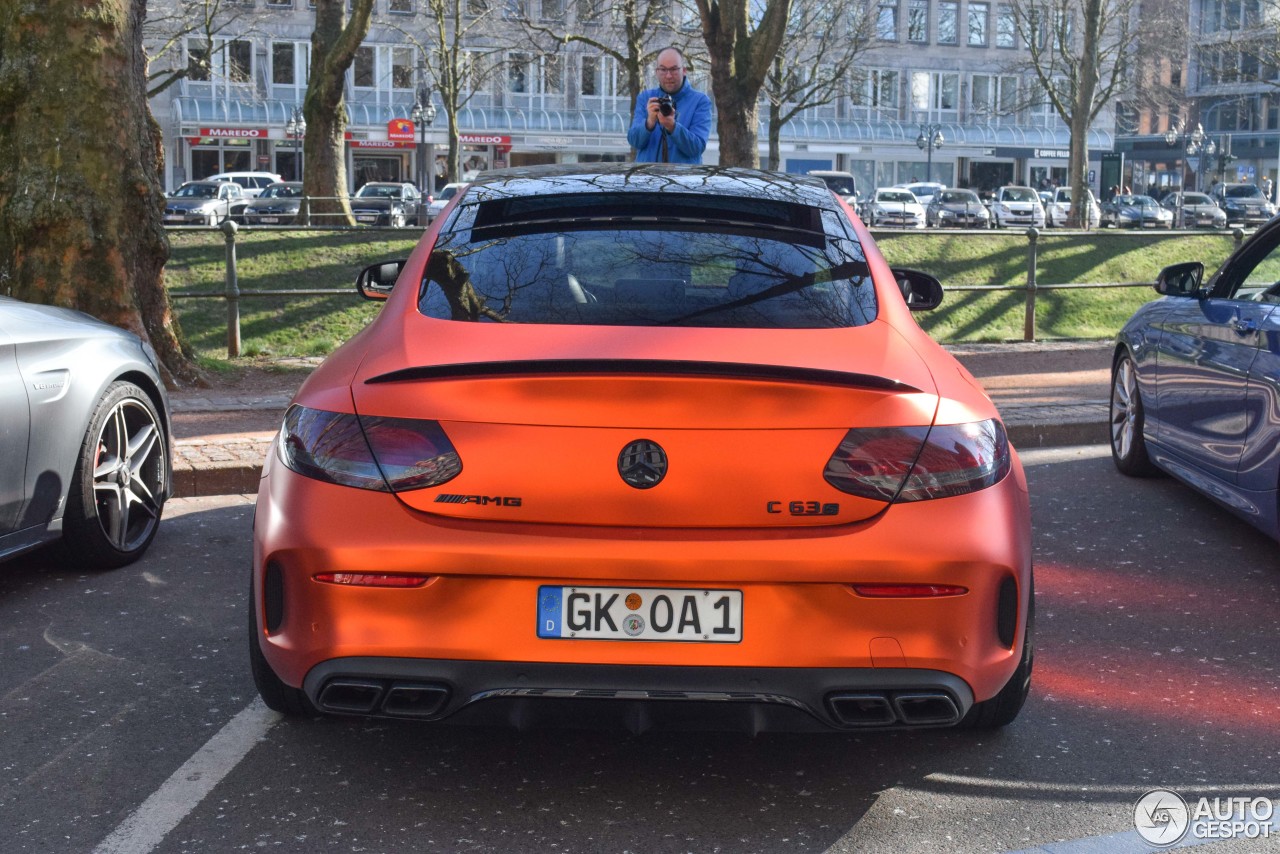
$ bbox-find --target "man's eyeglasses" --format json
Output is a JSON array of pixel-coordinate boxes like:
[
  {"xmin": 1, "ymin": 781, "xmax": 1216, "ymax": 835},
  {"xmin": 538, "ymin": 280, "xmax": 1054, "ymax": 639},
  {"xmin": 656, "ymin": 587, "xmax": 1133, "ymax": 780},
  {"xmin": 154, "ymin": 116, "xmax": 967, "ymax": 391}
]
[{"xmin": 656, "ymin": 66, "xmax": 684, "ymax": 74}]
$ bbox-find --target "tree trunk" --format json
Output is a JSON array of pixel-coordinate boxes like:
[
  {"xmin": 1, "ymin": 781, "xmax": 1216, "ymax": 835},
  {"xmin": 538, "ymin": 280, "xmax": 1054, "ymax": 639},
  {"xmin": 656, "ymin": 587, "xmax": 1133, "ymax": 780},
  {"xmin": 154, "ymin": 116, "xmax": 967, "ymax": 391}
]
[
  {"xmin": 1069, "ymin": 0, "xmax": 1102, "ymax": 229},
  {"xmin": 0, "ymin": 0, "xmax": 201, "ymax": 387},
  {"xmin": 302, "ymin": 0, "xmax": 374, "ymax": 226},
  {"xmin": 697, "ymin": 0, "xmax": 793, "ymax": 168}
]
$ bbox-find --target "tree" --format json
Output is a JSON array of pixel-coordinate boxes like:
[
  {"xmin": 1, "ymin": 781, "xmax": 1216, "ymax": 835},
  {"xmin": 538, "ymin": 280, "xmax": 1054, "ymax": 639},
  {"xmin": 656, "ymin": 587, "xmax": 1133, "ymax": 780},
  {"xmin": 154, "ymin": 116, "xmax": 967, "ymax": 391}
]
[
  {"xmin": 393, "ymin": 0, "xmax": 510, "ymax": 187},
  {"xmin": 143, "ymin": 0, "xmax": 265, "ymax": 98},
  {"xmin": 1008, "ymin": 0, "xmax": 1140, "ymax": 226},
  {"xmin": 694, "ymin": 0, "xmax": 794, "ymax": 167},
  {"xmin": 303, "ymin": 0, "xmax": 375, "ymax": 226},
  {"xmin": 0, "ymin": 0, "xmax": 201, "ymax": 387},
  {"xmin": 516, "ymin": 0, "xmax": 689, "ymax": 124},
  {"xmin": 762, "ymin": 0, "xmax": 876, "ymax": 170}
]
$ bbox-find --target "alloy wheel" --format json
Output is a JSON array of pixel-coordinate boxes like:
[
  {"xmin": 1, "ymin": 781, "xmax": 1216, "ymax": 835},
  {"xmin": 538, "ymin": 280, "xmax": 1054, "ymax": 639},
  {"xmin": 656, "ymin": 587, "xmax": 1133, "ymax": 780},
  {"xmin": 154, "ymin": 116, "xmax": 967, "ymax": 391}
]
[{"xmin": 92, "ymin": 398, "xmax": 165, "ymax": 552}]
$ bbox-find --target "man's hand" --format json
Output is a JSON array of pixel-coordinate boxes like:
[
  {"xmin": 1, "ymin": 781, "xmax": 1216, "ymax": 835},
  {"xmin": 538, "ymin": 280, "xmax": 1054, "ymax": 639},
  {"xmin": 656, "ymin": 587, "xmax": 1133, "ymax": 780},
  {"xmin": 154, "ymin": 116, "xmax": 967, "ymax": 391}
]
[{"xmin": 646, "ymin": 98, "xmax": 676, "ymax": 132}]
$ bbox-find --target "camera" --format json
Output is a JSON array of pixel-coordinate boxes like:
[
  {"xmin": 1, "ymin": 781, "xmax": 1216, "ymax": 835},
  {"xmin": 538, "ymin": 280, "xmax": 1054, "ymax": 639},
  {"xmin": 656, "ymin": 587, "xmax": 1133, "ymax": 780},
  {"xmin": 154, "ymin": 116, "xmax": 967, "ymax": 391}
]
[{"xmin": 657, "ymin": 95, "xmax": 675, "ymax": 117}]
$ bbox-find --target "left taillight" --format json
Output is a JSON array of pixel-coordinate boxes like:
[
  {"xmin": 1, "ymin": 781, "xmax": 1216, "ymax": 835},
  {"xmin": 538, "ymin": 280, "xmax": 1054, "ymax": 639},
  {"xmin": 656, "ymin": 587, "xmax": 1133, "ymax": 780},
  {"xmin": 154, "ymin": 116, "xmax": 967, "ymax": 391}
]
[
  {"xmin": 278, "ymin": 405, "xmax": 462, "ymax": 492},
  {"xmin": 823, "ymin": 419, "xmax": 1010, "ymax": 503}
]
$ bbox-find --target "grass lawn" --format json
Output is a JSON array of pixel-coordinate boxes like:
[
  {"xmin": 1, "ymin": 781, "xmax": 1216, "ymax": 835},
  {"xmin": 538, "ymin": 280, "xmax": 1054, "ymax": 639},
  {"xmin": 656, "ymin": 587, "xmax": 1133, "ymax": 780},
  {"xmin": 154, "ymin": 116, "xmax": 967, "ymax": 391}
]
[{"xmin": 166, "ymin": 227, "xmax": 1243, "ymax": 362}]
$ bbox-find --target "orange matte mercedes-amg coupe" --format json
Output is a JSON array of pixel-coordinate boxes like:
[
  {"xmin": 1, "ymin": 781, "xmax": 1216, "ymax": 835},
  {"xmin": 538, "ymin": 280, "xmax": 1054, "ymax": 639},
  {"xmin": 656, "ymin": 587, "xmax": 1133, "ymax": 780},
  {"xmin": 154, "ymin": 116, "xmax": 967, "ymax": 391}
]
[{"xmin": 249, "ymin": 165, "xmax": 1033, "ymax": 732}]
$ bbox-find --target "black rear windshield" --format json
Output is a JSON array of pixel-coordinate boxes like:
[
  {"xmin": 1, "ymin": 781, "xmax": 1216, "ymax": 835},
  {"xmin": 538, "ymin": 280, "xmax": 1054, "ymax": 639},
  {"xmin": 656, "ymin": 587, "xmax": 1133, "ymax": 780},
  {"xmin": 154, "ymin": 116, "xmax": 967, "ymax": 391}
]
[{"xmin": 418, "ymin": 193, "xmax": 875, "ymax": 328}]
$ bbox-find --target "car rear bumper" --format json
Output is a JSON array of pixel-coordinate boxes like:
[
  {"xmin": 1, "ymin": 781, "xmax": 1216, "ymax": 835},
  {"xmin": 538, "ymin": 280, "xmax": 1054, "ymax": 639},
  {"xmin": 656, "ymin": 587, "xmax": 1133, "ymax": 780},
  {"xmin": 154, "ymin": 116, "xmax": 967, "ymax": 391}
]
[
  {"xmin": 252, "ymin": 452, "xmax": 1032, "ymax": 726},
  {"xmin": 301, "ymin": 658, "xmax": 977, "ymax": 731}
]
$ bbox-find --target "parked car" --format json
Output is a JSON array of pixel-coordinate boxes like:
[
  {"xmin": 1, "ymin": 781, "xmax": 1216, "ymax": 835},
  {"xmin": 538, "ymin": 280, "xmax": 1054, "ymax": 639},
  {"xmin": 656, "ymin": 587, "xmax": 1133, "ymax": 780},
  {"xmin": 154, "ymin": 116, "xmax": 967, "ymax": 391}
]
[
  {"xmin": 863, "ymin": 187, "xmax": 927, "ymax": 228},
  {"xmin": 249, "ymin": 164, "xmax": 1033, "ymax": 732},
  {"xmin": 423, "ymin": 182, "xmax": 467, "ymax": 222},
  {"xmin": 242, "ymin": 181, "xmax": 305, "ymax": 226},
  {"xmin": 897, "ymin": 181, "xmax": 946, "ymax": 208},
  {"xmin": 206, "ymin": 171, "xmax": 285, "ymax": 199},
  {"xmin": 1211, "ymin": 183, "xmax": 1276, "ymax": 226},
  {"xmin": 1046, "ymin": 186, "xmax": 1101, "ymax": 228},
  {"xmin": 162, "ymin": 180, "xmax": 246, "ymax": 226},
  {"xmin": 351, "ymin": 182, "xmax": 424, "ymax": 226},
  {"xmin": 1111, "ymin": 216, "xmax": 1280, "ymax": 541},
  {"xmin": 989, "ymin": 186, "xmax": 1046, "ymax": 229},
  {"xmin": 926, "ymin": 188, "xmax": 990, "ymax": 228},
  {"xmin": 1160, "ymin": 192, "xmax": 1228, "ymax": 229},
  {"xmin": 0, "ymin": 297, "xmax": 170, "ymax": 568},
  {"xmin": 1100, "ymin": 194, "xmax": 1174, "ymax": 229},
  {"xmin": 807, "ymin": 170, "xmax": 859, "ymax": 207}
]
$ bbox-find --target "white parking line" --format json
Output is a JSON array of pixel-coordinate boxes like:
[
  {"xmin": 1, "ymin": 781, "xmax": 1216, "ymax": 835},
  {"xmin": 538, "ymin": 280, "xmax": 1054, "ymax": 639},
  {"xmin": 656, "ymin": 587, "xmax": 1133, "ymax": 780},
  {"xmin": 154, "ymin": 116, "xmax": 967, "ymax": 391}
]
[{"xmin": 92, "ymin": 699, "xmax": 279, "ymax": 854}]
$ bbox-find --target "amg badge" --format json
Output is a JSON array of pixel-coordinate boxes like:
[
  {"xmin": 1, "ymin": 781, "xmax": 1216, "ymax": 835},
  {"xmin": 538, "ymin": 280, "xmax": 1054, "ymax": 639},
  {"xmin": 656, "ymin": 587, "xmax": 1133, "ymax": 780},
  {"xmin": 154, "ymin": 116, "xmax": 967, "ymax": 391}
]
[{"xmin": 434, "ymin": 494, "xmax": 522, "ymax": 506}]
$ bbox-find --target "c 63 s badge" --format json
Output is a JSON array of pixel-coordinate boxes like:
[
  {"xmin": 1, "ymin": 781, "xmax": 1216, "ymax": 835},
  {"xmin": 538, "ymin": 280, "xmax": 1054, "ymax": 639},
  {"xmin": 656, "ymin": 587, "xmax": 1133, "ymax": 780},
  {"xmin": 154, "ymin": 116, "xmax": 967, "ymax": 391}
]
[{"xmin": 767, "ymin": 501, "xmax": 840, "ymax": 516}]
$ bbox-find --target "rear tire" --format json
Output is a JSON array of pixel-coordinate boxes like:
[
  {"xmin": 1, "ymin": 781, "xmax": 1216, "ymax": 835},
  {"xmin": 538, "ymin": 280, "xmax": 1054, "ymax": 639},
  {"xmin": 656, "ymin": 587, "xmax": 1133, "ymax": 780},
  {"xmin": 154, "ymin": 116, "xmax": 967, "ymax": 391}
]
[
  {"xmin": 1111, "ymin": 352, "xmax": 1159, "ymax": 476},
  {"xmin": 959, "ymin": 572, "xmax": 1033, "ymax": 729},
  {"xmin": 62, "ymin": 381, "xmax": 167, "ymax": 570},
  {"xmin": 248, "ymin": 572, "xmax": 318, "ymax": 716}
]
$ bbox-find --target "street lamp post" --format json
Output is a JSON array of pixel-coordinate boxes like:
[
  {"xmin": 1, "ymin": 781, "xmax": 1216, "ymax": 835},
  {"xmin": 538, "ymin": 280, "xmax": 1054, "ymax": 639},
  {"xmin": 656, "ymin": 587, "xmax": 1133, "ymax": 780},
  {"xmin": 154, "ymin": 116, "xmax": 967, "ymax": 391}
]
[
  {"xmin": 916, "ymin": 123, "xmax": 944, "ymax": 184},
  {"xmin": 285, "ymin": 107, "xmax": 306, "ymax": 182},
  {"xmin": 411, "ymin": 89, "xmax": 437, "ymax": 195},
  {"xmin": 1164, "ymin": 120, "xmax": 1211, "ymax": 228}
]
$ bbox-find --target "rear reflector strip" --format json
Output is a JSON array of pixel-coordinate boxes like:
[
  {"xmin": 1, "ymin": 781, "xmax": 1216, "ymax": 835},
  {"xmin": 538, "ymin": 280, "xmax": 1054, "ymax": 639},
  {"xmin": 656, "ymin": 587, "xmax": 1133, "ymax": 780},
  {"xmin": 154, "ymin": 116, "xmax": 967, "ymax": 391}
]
[
  {"xmin": 851, "ymin": 584, "xmax": 969, "ymax": 598},
  {"xmin": 314, "ymin": 573, "xmax": 431, "ymax": 588}
]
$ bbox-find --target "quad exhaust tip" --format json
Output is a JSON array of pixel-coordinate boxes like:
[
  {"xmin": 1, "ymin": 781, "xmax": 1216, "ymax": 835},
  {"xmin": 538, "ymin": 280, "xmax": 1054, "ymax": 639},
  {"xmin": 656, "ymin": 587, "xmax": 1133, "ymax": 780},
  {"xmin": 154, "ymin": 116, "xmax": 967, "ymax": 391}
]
[
  {"xmin": 318, "ymin": 679, "xmax": 450, "ymax": 719},
  {"xmin": 827, "ymin": 691, "xmax": 960, "ymax": 727}
]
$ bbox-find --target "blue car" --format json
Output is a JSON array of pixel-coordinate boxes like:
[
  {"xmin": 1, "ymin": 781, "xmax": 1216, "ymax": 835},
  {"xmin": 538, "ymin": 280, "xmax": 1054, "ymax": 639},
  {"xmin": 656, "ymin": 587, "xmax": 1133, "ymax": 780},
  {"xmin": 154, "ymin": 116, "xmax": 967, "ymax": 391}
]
[{"xmin": 1112, "ymin": 217, "xmax": 1280, "ymax": 539}]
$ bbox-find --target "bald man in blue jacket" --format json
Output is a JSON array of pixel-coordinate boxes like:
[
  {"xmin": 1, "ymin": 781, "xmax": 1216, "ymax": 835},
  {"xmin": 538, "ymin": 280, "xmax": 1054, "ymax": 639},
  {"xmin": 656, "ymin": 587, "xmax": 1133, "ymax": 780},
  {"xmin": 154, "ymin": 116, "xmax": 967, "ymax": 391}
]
[{"xmin": 627, "ymin": 48, "xmax": 712, "ymax": 164}]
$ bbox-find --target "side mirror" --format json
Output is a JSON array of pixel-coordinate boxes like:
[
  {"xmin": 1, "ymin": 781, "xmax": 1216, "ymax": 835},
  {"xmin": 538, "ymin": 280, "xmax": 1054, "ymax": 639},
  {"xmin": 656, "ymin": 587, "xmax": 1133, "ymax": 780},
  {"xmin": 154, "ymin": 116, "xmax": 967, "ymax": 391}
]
[
  {"xmin": 356, "ymin": 259, "xmax": 407, "ymax": 301},
  {"xmin": 890, "ymin": 268, "xmax": 944, "ymax": 311},
  {"xmin": 1154, "ymin": 261, "xmax": 1204, "ymax": 297}
]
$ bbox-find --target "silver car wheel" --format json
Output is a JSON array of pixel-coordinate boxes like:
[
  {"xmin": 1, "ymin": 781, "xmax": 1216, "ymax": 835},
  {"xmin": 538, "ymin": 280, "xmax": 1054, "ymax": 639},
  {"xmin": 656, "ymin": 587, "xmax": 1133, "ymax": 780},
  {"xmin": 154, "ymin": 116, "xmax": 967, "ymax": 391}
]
[
  {"xmin": 1110, "ymin": 354, "xmax": 1157, "ymax": 476},
  {"xmin": 92, "ymin": 398, "xmax": 165, "ymax": 552}
]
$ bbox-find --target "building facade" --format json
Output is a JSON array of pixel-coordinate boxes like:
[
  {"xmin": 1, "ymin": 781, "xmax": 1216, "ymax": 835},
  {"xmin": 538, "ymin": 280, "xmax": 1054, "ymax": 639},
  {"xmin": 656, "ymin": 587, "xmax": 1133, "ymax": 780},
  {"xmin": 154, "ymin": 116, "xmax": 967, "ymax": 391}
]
[{"xmin": 145, "ymin": 0, "xmax": 1115, "ymax": 196}]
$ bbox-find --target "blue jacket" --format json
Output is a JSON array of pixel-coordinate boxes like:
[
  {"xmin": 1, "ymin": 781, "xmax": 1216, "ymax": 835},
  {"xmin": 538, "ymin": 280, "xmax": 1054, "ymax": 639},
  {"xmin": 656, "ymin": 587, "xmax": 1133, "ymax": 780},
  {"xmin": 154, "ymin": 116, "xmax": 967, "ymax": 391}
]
[{"xmin": 627, "ymin": 79, "xmax": 712, "ymax": 164}]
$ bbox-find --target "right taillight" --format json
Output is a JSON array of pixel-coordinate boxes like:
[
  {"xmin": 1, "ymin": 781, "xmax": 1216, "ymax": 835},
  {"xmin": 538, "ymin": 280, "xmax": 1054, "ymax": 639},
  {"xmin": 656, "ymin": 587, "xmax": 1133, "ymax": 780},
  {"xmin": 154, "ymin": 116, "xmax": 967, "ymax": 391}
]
[
  {"xmin": 278, "ymin": 405, "xmax": 462, "ymax": 492},
  {"xmin": 823, "ymin": 420, "xmax": 1009, "ymax": 503}
]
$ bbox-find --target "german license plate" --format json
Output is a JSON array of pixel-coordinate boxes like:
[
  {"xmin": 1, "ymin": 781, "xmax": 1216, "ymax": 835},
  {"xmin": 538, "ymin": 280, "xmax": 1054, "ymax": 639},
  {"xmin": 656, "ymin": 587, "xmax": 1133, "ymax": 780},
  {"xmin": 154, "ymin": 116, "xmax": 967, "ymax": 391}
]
[
  {"xmin": 259, "ymin": 216, "xmax": 279, "ymax": 223},
  {"xmin": 537, "ymin": 586, "xmax": 742, "ymax": 642},
  {"xmin": 356, "ymin": 215, "xmax": 377, "ymax": 223}
]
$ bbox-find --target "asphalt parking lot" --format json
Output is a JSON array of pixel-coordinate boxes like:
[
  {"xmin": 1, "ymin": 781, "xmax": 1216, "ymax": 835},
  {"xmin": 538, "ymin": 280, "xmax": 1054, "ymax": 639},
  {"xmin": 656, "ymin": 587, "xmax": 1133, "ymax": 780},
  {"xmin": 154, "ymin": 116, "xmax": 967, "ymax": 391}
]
[{"xmin": 1, "ymin": 445, "xmax": 1277, "ymax": 854}]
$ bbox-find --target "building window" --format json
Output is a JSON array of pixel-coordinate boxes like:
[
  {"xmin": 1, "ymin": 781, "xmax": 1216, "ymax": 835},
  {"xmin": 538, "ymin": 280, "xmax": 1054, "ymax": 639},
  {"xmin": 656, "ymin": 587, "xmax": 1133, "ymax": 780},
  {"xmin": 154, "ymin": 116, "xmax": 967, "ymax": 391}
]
[
  {"xmin": 912, "ymin": 71, "xmax": 959, "ymax": 115},
  {"xmin": 187, "ymin": 40, "xmax": 211, "ymax": 82},
  {"xmin": 877, "ymin": 1, "xmax": 898, "ymax": 40},
  {"xmin": 389, "ymin": 0, "xmax": 414, "ymax": 11},
  {"xmin": 968, "ymin": 2, "xmax": 989, "ymax": 46},
  {"xmin": 354, "ymin": 46, "xmax": 374, "ymax": 88},
  {"xmin": 272, "ymin": 43, "xmax": 295, "ymax": 85},
  {"xmin": 508, "ymin": 52, "xmax": 530, "ymax": 94},
  {"xmin": 391, "ymin": 47, "xmax": 415, "ymax": 89},
  {"xmin": 996, "ymin": 4, "xmax": 1015, "ymax": 47},
  {"xmin": 541, "ymin": 0, "xmax": 566, "ymax": 20},
  {"xmin": 937, "ymin": 1, "xmax": 958, "ymax": 45},
  {"xmin": 266, "ymin": 0, "xmax": 292, "ymax": 6},
  {"xmin": 1114, "ymin": 101, "xmax": 1139, "ymax": 136},
  {"xmin": 907, "ymin": 0, "xmax": 927, "ymax": 43},
  {"xmin": 971, "ymin": 73, "xmax": 1018, "ymax": 121}
]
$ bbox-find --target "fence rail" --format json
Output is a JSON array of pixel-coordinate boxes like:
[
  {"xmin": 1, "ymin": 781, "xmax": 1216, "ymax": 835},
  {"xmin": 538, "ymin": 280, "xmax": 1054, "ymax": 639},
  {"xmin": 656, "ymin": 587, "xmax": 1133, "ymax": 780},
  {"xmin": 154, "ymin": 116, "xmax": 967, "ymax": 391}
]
[{"xmin": 168, "ymin": 221, "xmax": 1248, "ymax": 358}]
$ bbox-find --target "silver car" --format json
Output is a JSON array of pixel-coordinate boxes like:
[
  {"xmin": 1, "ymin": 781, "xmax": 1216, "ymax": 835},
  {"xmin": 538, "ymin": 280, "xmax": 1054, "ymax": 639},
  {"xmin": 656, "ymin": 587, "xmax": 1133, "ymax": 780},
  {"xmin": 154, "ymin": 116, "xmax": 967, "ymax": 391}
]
[
  {"xmin": 0, "ymin": 298, "xmax": 171, "ymax": 568},
  {"xmin": 163, "ymin": 180, "xmax": 246, "ymax": 226}
]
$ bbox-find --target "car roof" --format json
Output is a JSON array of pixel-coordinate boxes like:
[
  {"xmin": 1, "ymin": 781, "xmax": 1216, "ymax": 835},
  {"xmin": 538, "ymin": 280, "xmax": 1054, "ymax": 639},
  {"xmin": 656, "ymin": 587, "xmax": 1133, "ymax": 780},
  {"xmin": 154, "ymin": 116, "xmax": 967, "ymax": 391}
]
[
  {"xmin": 464, "ymin": 164, "xmax": 834, "ymax": 209},
  {"xmin": 208, "ymin": 171, "xmax": 283, "ymax": 178}
]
